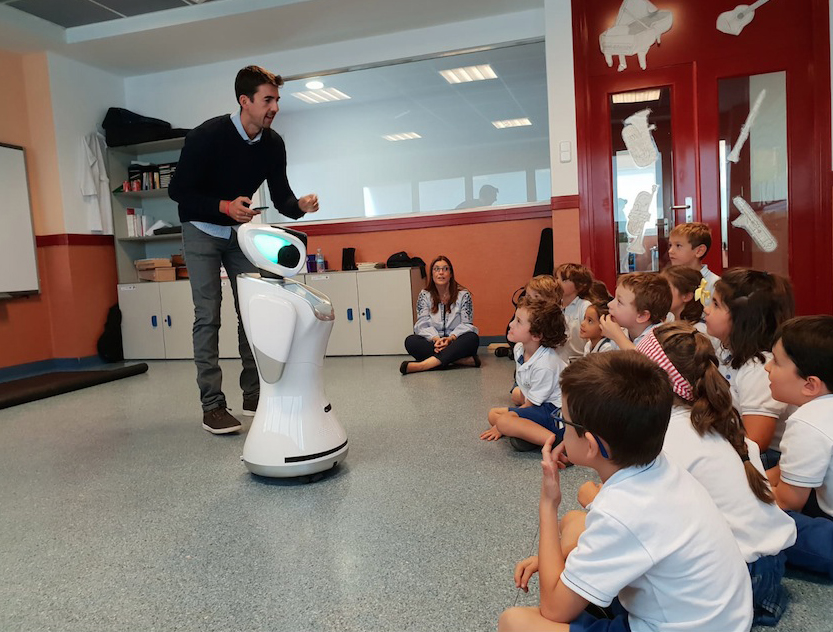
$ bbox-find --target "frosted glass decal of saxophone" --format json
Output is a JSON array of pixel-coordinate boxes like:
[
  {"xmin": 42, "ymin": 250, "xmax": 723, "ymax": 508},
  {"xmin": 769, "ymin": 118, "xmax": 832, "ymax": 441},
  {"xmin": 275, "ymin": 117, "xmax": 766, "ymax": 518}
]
[
  {"xmin": 731, "ymin": 195, "xmax": 778, "ymax": 252},
  {"xmin": 600, "ymin": 0, "xmax": 673, "ymax": 72},
  {"xmin": 622, "ymin": 109, "xmax": 658, "ymax": 168},
  {"xmin": 626, "ymin": 185, "xmax": 658, "ymax": 254},
  {"xmin": 728, "ymin": 89, "xmax": 766, "ymax": 163}
]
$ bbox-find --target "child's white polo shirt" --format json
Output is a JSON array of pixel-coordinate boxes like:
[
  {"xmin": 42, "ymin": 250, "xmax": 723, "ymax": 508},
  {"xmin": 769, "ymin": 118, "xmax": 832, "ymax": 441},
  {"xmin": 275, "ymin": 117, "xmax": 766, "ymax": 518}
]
[
  {"xmin": 561, "ymin": 454, "xmax": 752, "ymax": 632},
  {"xmin": 514, "ymin": 343, "xmax": 565, "ymax": 406},
  {"xmin": 663, "ymin": 406, "xmax": 796, "ymax": 562},
  {"xmin": 779, "ymin": 394, "xmax": 833, "ymax": 517},
  {"xmin": 583, "ymin": 338, "xmax": 615, "ymax": 355},
  {"xmin": 718, "ymin": 350, "xmax": 790, "ymax": 451},
  {"xmin": 557, "ymin": 296, "xmax": 590, "ymax": 363}
]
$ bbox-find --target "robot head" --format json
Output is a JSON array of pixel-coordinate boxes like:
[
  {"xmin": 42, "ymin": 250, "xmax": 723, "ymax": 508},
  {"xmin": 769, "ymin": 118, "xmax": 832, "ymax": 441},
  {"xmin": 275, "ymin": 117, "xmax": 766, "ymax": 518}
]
[{"xmin": 238, "ymin": 224, "xmax": 308, "ymax": 277}]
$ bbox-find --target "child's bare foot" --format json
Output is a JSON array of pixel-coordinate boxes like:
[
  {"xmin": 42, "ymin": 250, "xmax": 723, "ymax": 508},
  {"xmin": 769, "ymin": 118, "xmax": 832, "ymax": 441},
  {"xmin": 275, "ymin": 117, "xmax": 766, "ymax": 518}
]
[{"xmin": 480, "ymin": 427, "xmax": 503, "ymax": 441}]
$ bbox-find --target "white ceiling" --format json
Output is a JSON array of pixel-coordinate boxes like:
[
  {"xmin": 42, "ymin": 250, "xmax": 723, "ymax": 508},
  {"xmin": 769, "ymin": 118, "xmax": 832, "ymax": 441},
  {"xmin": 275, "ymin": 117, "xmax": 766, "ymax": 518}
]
[{"xmin": 0, "ymin": 0, "xmax": 544, "ymax": 77}]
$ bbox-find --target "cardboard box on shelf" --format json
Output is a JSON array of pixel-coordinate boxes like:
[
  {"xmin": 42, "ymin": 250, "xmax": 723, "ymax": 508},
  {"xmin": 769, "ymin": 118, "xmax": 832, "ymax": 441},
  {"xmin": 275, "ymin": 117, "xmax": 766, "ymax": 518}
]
[
  {"xmin": 138, "ymin": 267, "xmax": 176, "ymax": 282},
  {"xmin": 171, "ymin": 254, "xmax": 185, "ymax": 267},
  {"xmin": 176, "ymin": 267, "xmax": 189, "ymax": 279},
  {"xmin": 134, "ymin": 257, "xmax": 171, "ymax": 270}
]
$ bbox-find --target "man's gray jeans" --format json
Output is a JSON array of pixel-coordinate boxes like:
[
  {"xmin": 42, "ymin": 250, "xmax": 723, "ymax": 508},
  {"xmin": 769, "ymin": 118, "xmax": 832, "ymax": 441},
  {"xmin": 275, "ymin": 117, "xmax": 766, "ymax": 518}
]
[{"xmin": 182, "ymin": 222, "xmax": 258, "ymax": 412}]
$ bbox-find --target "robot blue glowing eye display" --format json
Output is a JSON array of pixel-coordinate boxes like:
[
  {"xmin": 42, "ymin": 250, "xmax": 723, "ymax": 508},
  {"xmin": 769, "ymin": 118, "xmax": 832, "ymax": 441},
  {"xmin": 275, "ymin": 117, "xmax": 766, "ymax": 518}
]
[{"xmin": 253, "ymin": 234, "xmax": 301, "ymax": 268}]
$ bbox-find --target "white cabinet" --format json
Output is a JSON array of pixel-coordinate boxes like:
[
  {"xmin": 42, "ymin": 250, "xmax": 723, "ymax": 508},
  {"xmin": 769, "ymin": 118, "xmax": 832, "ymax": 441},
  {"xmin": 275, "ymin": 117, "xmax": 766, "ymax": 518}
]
[
  {"xmin": 303, "ymin": 268, "xmax": 422, "ymax": 356},
  {"xmin": 118, "ymin": 280, "xmax": 241, "ymax": 360}
]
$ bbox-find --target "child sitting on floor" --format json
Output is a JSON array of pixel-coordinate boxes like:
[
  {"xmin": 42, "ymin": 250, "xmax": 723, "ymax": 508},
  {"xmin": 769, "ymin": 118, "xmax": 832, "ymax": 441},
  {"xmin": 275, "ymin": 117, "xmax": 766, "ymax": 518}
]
[
  {"xmin": 580, "ymin": 301, "xmax": 615, "ymax": 354},
  {"xmin": 499, "ymin": 351, "xmax": 752, "ymax": 632},
  {"xmin": 554, "ymin": 263, "xmax": 592, "ymax": 363},
  {"xmin": 765, "ymin": 315, "xmax": 833, "ymax": 579},
  {"xmin": 481, "ymin": 297, "xmax": 567, "ymax": 452},
  {"xmin": 599, "ymin": 271, "xmax": 672, "ymax": 350},
  {"xmin": 660, "ymin": 265, "xmax": 704, "ymax": 329}
]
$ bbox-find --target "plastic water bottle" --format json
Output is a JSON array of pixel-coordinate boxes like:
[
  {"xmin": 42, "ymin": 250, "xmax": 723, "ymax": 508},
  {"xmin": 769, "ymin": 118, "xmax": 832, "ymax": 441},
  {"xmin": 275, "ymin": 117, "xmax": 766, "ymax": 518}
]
[{"xmin": 315, "ymin": 248, "xmax": 325, "ymax": 272}]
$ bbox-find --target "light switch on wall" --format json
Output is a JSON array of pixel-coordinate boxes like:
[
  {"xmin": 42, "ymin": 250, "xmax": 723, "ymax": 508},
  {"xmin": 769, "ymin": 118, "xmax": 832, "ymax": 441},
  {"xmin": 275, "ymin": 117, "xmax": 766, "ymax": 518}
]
[{"xmin": 559, "ymin": 140, "xmax": 572, "ymax": 163}]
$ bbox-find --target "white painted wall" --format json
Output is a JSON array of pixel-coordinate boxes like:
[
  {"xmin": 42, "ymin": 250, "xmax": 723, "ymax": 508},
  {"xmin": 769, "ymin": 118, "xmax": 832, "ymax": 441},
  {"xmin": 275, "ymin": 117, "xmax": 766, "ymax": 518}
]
[
  {"xmin": 545, "ymin": 0, "xmax": 579, "ymax": 197},
  {"xmin": 47, "ymin": 52, "xmax": 126, "ymax": 234}
]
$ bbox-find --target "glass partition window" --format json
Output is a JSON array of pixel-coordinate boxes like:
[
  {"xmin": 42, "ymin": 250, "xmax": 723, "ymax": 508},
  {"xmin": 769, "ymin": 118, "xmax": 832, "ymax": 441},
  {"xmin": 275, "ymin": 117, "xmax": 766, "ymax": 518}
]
[
  {"xmin": 610, "ymin": 87, "xmax": 673, "ymax": 273},
  {"xmin": 718, "ymin": 72, "xmax": 788, "ymax": 276},
  {"xmin": 257, "ymin": 41, "xmax": 550, "ymax": 223}
]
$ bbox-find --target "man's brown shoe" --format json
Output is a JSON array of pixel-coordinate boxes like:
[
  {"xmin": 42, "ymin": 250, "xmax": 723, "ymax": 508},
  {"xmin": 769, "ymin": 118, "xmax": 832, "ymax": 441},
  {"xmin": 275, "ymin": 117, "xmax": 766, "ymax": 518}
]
[{"xmin": 202, "ymin": 407, "xmax": 242, "ymax": 435}]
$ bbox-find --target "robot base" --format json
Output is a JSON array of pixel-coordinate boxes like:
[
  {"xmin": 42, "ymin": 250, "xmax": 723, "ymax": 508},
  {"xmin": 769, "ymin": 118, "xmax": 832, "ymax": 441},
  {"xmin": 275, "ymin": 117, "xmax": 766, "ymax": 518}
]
[{"xmin": 243, "ymin": 442, "xmax": 348, "ymax": 478}]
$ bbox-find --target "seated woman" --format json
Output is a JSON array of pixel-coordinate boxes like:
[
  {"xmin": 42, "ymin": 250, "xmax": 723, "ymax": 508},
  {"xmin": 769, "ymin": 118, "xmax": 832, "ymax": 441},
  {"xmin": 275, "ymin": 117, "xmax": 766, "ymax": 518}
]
[{"xmin": 401, "ymin": 255, "xmax": 480, "ymax": 374}]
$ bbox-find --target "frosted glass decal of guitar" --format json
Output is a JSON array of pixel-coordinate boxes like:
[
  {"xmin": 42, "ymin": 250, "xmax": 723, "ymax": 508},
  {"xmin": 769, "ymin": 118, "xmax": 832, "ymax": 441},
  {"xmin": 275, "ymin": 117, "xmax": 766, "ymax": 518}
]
[
  {"xmin": 600, "ymin": 0, "xmax": 673, "ymax": 71},
  {"xmin": 727, "ymin": 89, "xmax": 766, "ymax": 163},
  {"xmin": 622, "ymin": 109, "xmax": 658, "ymax": 168},
  {"xmin": 717, "ymin": 0, "xmax": 770, "ymax": 36},
  {"xmin": 731, "ymin": 195, "xmax": 778, "ymax": 252},
  {"xmin": 626, "ymin": 185, "xmax": 658, "ymax": 254}
]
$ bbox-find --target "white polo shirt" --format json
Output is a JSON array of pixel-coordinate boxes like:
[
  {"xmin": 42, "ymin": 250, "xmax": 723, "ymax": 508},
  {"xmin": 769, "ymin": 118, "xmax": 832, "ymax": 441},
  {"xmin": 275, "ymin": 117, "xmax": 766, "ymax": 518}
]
[
  {"xmin": 562, "ymin": 454, "xmax": 752, "ymax": 632},
  {"xmin": 514, "ymin": 342, "xmax": 565, "ymax": 407},
  {"xmin": 718, "ymin": 349, "xmax": 791, "ymax": 451},
  {"xmin": 558, "ymin": 296, "xmax": 591, "ymax": 363},
  {"xmin": 779, "ymin": 394, "xmax": 833, "ymax": 517},
  {"xmin": 583, "ymin": 338, "xmax": 616, "ymax": 355},
  {"xmin": 663, "ymin": 406, "xmax": 796, "ymax": 562}
]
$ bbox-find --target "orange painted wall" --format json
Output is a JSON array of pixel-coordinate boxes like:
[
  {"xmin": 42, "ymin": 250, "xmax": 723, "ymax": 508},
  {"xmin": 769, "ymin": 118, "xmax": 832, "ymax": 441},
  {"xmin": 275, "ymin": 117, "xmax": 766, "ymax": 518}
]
[
  {"xmin": 0, "ymin": 50, "xmax": 118, "ymax": 369},
  {"xmin": 304, "ymin": 207, "xmax": 582, "ymax": 337}
]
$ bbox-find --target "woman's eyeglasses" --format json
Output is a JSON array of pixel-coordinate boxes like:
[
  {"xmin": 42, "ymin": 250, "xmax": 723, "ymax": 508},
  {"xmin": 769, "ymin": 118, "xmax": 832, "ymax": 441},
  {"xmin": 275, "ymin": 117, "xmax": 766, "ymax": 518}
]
[
  {"xmin": 561, "ymin": 419, "xmax": 610, "ymax": 459},
  {"xmin": 433, "ymin": 266, "xmax": 450, "ymax": 273}
]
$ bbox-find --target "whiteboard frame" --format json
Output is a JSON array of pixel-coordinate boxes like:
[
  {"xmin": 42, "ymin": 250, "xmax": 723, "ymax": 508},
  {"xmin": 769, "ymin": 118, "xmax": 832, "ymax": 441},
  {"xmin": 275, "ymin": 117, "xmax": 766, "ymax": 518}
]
[{"xmin": 0, "ymin": 143, "xmax": 40, "ymax": 298}]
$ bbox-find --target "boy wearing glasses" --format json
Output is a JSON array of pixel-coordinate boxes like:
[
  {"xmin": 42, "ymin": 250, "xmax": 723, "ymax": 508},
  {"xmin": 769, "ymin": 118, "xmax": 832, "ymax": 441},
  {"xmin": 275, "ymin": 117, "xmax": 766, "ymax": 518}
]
[{"xmin": 499, "ymin": 351, "xmax": 752, "ymax": 632}]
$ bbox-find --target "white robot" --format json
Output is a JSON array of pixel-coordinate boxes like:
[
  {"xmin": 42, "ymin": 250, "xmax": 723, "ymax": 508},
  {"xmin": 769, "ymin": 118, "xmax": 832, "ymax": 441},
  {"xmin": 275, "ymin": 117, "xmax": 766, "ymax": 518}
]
[{"xmin": 236, "ymin": 223, "xmax": 348, "ymax": 478}]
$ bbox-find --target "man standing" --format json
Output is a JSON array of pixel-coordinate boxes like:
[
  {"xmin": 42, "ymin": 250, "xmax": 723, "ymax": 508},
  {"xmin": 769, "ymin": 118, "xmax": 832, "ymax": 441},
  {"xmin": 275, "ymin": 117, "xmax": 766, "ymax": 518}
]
[{"xmin": 169, "ymin": 65, "xmax": 319, "ymax": 435}]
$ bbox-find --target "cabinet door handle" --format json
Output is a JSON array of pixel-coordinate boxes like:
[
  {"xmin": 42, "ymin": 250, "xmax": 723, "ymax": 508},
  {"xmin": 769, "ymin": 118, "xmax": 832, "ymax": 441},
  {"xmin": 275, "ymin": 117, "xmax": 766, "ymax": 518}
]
[
  {"xmin": 347, "ymin": 308, "xmax": 353, "ymax": 321},
  {"xmin": 151, "ymin": 315, "xmax": 158, "ymax": 328},
  {"xmin": 364, "ymin": 308, "xmax": 371, "ymax": 320},
  {"xmin": 166, "ymin": 315, "xmax": 172, "ymax": 327}
]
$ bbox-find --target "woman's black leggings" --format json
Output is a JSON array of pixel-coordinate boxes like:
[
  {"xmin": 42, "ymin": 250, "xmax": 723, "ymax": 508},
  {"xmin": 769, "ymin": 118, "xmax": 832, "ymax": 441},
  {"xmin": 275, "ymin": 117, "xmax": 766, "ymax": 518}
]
[{"xmin": 404, "ymin": 331, "xmax": 480, "ymax": 366}]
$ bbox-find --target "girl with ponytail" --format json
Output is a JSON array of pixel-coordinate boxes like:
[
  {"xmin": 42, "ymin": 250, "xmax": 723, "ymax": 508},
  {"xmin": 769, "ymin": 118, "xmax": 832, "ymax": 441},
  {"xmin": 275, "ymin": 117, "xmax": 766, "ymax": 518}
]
[
  {"xmin": 636, "ymin": 322, "xmax": 796, "ymax": 626},
  {"xmin": 704, "ymin": 268, "xmax": 795, "ymax": 467}
]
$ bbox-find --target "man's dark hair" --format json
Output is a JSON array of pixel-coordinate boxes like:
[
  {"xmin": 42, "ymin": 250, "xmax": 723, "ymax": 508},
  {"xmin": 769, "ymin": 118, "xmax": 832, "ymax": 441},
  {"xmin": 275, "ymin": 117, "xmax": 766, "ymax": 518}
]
[
  {"xmin": 561, "ymin": 351, "xmax": 673, "ymax": 467},
  {"xmin": 235, "ymin": 65, "xmax": 284, "ymax": 104},
  {"xmin": 775, "ymin": 315, "xmax": 833, "ymax": 393}
]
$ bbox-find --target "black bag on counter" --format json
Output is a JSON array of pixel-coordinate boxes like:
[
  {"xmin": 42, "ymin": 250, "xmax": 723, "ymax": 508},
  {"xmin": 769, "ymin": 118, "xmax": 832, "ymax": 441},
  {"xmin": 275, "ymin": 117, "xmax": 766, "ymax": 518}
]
[
  {"xmin": 386, "ymin": 251, "xmax": 426, "ymax": 278},
  {"xmin": 102, "ymin": 107, "xmax": 190, "ymax": 147}
]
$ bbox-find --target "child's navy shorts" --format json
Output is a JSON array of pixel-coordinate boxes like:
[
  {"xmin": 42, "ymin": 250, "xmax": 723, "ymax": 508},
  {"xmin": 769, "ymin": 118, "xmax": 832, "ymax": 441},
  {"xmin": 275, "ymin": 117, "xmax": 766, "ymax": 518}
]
[{"xmin": 509, "ymin": 402, "xmax": 563, "ymax": 436}]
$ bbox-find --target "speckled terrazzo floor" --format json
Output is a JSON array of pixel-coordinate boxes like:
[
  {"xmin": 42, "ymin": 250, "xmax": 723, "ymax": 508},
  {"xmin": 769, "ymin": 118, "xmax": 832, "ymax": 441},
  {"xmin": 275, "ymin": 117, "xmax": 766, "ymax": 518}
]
[{"xmin": 0, "ymin": 354, "xmax": 830, "ymax": 631}]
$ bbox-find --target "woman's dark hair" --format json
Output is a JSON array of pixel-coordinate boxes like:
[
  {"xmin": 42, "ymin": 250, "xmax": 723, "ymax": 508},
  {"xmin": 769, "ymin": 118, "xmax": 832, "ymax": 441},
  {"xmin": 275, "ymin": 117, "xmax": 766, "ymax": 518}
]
[
  {"xmin": 425, "ymin": 255, "xmax": 461, "ymax": 314},
  {"xmin": 654, "ymin": 322, "xmax": 774, "ymax": 504},
  {"xmin": 517, "ymin": 296, "xmax": 567, "ymax": 349},
  {"xmin": 662, "ymin": 265, "xmax": 704, "ymax": 324},
  {"xmin": 715, "ymin": 268, "xmax": 795, "ymax": 370}
]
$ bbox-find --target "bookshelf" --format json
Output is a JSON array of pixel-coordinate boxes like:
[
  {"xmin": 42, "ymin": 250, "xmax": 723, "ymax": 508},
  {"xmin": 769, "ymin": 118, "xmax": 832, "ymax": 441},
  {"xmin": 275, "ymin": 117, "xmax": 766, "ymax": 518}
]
[{"xmin": 107, "ymin": 137, "xmax": 185, "ymax": 283}]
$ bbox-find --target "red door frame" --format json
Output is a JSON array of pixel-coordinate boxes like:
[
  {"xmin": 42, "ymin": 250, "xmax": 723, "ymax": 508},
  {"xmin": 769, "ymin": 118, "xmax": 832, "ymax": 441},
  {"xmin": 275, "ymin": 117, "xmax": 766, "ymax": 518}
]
[
  {"xmin": 583, "ymin": 64, "xmax": 698, "ymax": 290},
  {"xmin": 573, "ymin": 0, "xmax": 832, "ymax": 314}
]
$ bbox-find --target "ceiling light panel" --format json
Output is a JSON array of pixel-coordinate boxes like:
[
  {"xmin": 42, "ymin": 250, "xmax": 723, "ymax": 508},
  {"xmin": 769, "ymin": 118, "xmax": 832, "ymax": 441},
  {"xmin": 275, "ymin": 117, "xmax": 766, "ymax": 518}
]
[
  {"xmin": 290, "ymin": 88, "xmax": 351, "ymax": 104},
  {"xmin": 492, "ymin": 118, "xmax": 532, "ymax": 129},
  {"xmin": 439, "ymin": 64, "xmax": 498, "ymax": 84},
  {"xmin": 382, "ymin": 133, "xmax": 422, "ymax": 142},
  {"xmin": 611, "ymin": 89, "xmax": 662, "ymax": 104}
]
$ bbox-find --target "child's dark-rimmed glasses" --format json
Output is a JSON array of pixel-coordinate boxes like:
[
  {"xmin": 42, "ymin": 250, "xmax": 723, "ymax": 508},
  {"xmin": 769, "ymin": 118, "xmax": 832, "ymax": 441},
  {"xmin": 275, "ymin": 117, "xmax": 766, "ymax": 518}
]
[{"xmin": 561, "ymin": 419, "xmax": 610, "ymax": 459}]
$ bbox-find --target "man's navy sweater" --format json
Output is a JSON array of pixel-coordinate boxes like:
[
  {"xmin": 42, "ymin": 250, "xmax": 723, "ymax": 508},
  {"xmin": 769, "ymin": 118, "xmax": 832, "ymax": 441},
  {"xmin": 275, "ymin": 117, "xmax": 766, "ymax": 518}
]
[{"xmin": 169, "ymin": 115, "xmax": 304, "ymax": 225}]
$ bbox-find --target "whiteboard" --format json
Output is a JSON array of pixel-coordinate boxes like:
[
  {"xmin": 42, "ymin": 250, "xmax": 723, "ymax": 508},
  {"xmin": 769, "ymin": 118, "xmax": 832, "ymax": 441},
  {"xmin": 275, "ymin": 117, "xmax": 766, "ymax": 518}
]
[{"xmin": 0, "ymin": 143, "xmax": 39, "ymax": 296}]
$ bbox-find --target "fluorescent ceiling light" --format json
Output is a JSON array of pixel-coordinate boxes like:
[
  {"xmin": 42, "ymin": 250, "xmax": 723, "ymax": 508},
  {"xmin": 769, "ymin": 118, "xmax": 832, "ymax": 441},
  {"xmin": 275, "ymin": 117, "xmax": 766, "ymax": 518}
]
[
  {"xmin": 611, "ymin": 89, "xmax": 661, "ymax": 104},
  {"xmin": 305, "ymin": 80, "xmax": 324, "ymax": 90},
  {"xmin": 439, "ymin": 64, "xmax": 497, "ymax": 84},
  {"xmin": 291, "ymin": 88, "xmax": 351, "ymax": 104},
  {"xmin": 382, "ymin": 133, "xmax": 422, "ymax": 142},
  {"xmin": 492, "ymin": 118, "xmax": 532, "ymax": 129}
]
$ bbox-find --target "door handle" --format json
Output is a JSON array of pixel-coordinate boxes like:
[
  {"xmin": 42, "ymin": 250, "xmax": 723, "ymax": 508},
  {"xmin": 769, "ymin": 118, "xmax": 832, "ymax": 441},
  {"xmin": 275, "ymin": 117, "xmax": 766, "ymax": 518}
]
[
  {"xmin": 669, "ymin": 205, "xmax": 689, "ymax": 209},
  {"xmin": 364, "ymin": 308, "xmax": 371, "ymax": 320},
  {"xmin": 347, "ymin": 308, "xmax": 353, "ymax": 321},
  {"xmin": 151, "ymin": 315, "xmax": 158, "ymax": 327},
  {"xmin": 166, "ymin": 315, "xmax": 172, "ymax": 327}
]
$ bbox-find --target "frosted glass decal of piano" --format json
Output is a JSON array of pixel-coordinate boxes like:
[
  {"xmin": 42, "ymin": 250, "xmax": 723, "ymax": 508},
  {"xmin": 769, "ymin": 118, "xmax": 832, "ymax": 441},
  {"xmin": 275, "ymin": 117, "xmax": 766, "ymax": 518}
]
[{"xmin": 600, "ymin": 0, "xmax": 673, "ymax": 72}]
